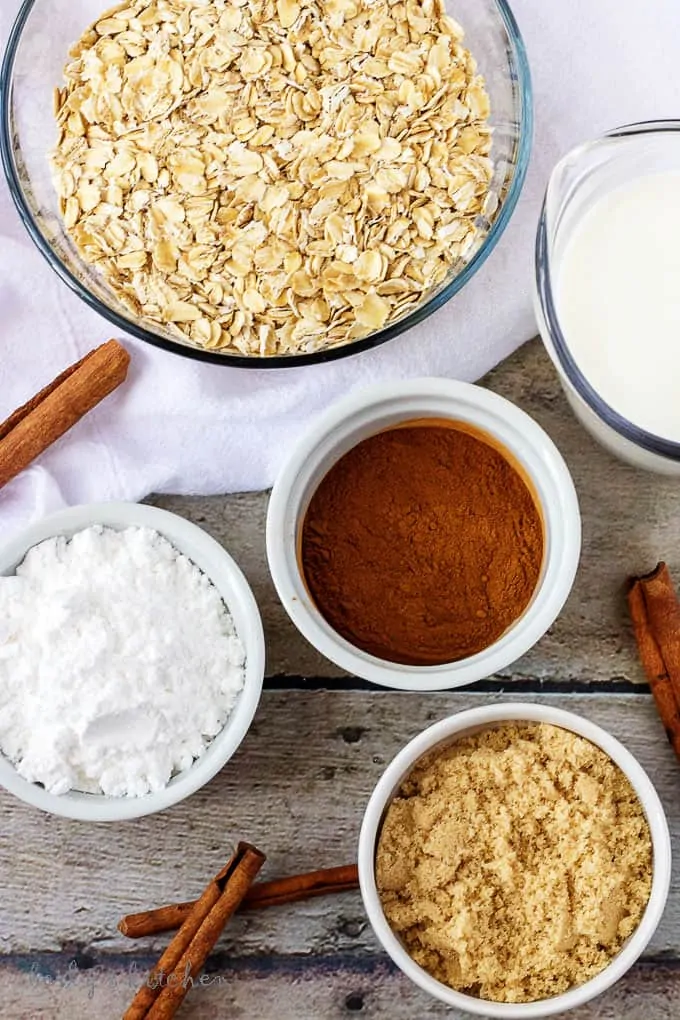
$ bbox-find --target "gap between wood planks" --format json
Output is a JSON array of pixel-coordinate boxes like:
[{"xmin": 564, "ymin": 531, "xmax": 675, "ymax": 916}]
[
  {"xmin": 2, "ymin": 950, "xmax": 679, "ymax": 978},
  {"xmin": 264, "ymin": 676, "xmax": 653, "ymax": 695},
  {"xmin": 2, "ymin": 954, "xmax": 679, "ymax": 1019}
]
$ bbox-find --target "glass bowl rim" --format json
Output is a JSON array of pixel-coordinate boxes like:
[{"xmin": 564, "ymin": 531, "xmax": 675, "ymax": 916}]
[
  {"xmin": 1, "ymin": 0, "xmax": 533, "ymax": 369},
  {"xmin": 536, "ymin": 119, "xmax": 680, "ymax": 461}
]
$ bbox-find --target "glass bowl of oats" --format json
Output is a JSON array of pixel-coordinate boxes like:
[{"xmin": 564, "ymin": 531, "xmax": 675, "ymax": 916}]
[{"xmin": 1, "ymin": 0, "xmax": 531, "ymax": 366}]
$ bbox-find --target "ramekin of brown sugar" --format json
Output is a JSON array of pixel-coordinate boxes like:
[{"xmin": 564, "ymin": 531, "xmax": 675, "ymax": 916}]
[
  {"xmin": 358, "ymin": 703, "xmax": 671, "ymax": 1018},
  {"xmin": 266, "ymin": 378, "xmax": 581, "ymax": 691}
]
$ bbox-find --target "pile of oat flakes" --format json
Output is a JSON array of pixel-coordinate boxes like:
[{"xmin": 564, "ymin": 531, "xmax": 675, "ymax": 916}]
[{"xmin": 52, "ymin": 0, "xmax": 493, "ymax": 356}]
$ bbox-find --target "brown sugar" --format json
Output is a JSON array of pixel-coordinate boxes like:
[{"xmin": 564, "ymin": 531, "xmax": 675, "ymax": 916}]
[
  {"xmin": 376, "ymin": 722, "xmax": 653, "ymax": 1003},
  {"xmin": 300, "ymin": 421, "xmax": 544, "ymax": 666}
]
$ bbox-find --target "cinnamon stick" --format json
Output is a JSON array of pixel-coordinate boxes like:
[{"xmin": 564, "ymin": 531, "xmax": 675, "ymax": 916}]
[
  {"xmin": 244, "ymin": 863, "xmax": 359, "ymax": 910},
  {"xmin": 118, "ymin": 864, "xmax": 360, "ymax": 939},
  {"xmin": 120, "ymin": 902, "xmax": 194, "ymax": 941},
  {"xmin": 123, "ymin": 843, "xmax": 265, "ymax": 1020},
  {"xmin": 146, "ymin": 843, "xmax": 265, "ymax": 1020},
  {"xmin": 0, "ymin": 340, "xmax": 130, "ymax": 490},
  {"xmin": 627, "ymin": 562, "xmax": 680, "ymax": 761}
]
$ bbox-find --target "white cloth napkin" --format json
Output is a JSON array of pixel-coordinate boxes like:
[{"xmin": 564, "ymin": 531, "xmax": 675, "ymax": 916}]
[{"xmin": 2, "ymin": 0, "xmax": 680, "ymax": 537}]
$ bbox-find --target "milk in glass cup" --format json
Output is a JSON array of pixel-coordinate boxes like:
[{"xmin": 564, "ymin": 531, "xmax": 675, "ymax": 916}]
[{"xmin": 535, "ymin": 121, "xmax": 680, "ymax": 473}]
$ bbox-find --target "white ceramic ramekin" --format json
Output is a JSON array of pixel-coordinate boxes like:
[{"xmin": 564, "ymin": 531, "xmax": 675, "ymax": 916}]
[
  {"xmin": 266, "ymin": 378, "xmax": 581, "ymax": 691},
  {"xmin": 358, "ymin": 703, "xmax": 672, "ymax": 1018},
  {"xmin": 0, "ymin": 502, "xmax": 265, "ymax": 822}
]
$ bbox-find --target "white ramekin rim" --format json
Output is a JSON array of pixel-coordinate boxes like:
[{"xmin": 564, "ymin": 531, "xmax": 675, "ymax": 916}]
[
  {"xmin": 358, "ymin": 702, "xmax": 672, "ymax": 1018},
  {"xmin": 0, "ymin": 502, "xmax": 265, "ymax": 821},
  {"xmin": 266, "ymin": 377, "xmax": 581, "ymax": 691}
]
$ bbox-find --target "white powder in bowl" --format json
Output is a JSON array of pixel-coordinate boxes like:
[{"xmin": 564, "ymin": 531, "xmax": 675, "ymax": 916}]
[{"xmin": 0, "ymin": 526, "xmax": 246, "ymax": 798}]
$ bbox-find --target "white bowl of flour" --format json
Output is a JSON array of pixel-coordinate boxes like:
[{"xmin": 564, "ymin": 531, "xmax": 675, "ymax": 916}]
[{"xmin": 0, "ymin": 502, "xmax": 265, "ymax": 821}]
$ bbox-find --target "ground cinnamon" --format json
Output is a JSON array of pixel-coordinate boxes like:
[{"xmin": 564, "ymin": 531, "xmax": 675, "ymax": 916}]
[{"xmin": 301, "ymin": 421, "xmax": 544, "ymax": 665}]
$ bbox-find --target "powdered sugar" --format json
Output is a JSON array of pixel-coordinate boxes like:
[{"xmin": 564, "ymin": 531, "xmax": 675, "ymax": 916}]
[{"xmin": 0, "ymin": 526, "xmax": 246, "ymax": 797}]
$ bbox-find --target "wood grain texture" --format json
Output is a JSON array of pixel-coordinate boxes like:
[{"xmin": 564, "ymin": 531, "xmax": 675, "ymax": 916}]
[
  {"xmin": 0, "ymin": 691, "xmax": 677, "ymax": 957},
  {"xmin": 5, "ymin": 339, "xmax": 680, "ymax": 1019},
  {"xmin": 152, "ymin": 339, "xmax": 680, "ymax": 683},
  {"xmin": 0, "ymin": 956, "xmax": 678, "ymax": 1019}
]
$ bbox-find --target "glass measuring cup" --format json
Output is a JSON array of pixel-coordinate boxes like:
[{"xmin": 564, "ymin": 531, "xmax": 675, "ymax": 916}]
[{"xmin": 535, "ymin": 121, "xmax": 680, "ymax": 474}]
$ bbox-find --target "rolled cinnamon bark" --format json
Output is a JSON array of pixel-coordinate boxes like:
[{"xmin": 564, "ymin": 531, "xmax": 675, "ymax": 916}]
[
  {"xmin": 631, "ymin": 563, "xmax": 680, "ymax": 703},
  {"xmin": 120, "ymin": 901, "xmax": 195, "ymax": 941},
  {"xmin": 627, "ymin": 563, "xmax": 680, "ymax": 761},
  {"xmin": 118, "ymin": 864, "xmax": 360, "ymax": 939},
  {"xmin": 123, "ymin": 843, "xmax": 265, "ymax": 1020},
  {"xmin": 0, "ymin": 340, "xmax": 130, "ymax": 489},
  {"xmin": 146, "ymin": 844, "xmax": 265, "ymax": 1020}
]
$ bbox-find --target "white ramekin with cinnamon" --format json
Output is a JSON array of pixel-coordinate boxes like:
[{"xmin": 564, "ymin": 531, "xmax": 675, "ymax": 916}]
[{"xmin": 267, "ymin": 378, "xmax": 581, "ymax": 692}]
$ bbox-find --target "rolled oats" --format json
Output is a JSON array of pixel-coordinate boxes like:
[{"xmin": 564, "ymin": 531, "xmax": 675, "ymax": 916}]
[{"xmin": 52, "ymin": 0, "xmax": 493, "ymax": 357}]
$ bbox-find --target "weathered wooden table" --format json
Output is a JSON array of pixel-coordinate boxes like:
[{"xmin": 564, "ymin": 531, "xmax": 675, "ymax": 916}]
[{"xmin": 1, "ymin": 340, "xmax": 678, "ymax": 1019}]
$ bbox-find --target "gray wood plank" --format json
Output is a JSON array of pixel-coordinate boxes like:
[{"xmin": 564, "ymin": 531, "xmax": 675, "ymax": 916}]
[
  {"xmin": 152, "ymin": 339, "xmax": 680, "ymax": 684},
  {"xmin": 0, "ymin": 691, "xmax": 677, "ymax": 957},
  {"xmin": 0, "ymin": 956, "xmax": 677, "ymax": 1019},
  {"xmin": 4, "ymin": 340, "xmax": 680, "ymax": 1017}
]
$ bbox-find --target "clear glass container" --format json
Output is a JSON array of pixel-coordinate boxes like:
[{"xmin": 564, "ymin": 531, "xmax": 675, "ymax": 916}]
[
  {"xmin": 535, "ymin": 121, "xmax": 680, "ymax": 473},
  {"xmin": 1, "ymin": 0, "xmax": 532, "ymax": 367}
]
